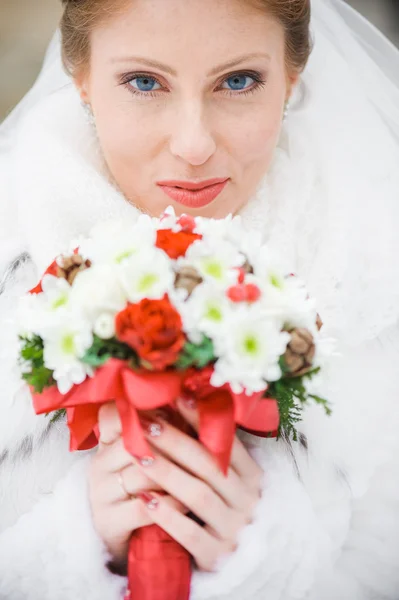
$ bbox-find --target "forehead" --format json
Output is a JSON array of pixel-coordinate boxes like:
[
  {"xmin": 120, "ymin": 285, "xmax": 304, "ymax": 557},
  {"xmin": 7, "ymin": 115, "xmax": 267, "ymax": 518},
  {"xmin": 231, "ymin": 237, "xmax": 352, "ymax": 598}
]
[{"xmin": 91, "ymin": 0, "xmax": 285, "ymax": 69}]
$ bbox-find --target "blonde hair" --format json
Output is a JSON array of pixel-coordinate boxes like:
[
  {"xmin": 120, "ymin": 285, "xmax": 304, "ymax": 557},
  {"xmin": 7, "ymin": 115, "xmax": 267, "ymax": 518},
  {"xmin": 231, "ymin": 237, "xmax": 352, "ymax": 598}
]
[{"xmin": 60, "ymin": 0, "xmax": 313, "ymax": 76}]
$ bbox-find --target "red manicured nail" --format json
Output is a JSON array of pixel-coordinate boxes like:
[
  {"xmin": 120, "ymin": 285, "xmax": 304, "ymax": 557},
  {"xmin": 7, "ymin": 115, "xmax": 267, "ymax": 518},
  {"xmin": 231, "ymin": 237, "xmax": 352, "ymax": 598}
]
[
  {"xmin": 133, "ymin": 455, "xmax": 155, "ymax": 467},
  {"xmin": 137, "ymin": 492, "xmax": 159, "ymax": 510},
  {"xmin": 140, "ymin": 416, "xmax": 163, "ymax": 438},
  {"xmin": 181, "ymin": 397, "xmax": 197, "ymax": 409}
]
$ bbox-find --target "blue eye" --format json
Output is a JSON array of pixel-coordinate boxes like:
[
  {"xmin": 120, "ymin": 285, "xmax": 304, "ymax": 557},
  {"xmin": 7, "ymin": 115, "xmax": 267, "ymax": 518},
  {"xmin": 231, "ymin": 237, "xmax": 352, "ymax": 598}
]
[
  {"xmin": 129, "ymin": 76, "xmax": 161, "ymax": 92},
  {"xmin": 222, "ymin": 74, "xmax": 255, "ymax": 91}
]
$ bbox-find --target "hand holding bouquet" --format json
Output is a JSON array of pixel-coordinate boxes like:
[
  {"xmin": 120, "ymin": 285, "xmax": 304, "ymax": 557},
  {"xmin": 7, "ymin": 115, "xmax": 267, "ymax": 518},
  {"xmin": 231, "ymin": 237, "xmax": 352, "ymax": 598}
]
[{"xmin": 18, "ymin": 207, "xmax": 331, "ymax": 600}]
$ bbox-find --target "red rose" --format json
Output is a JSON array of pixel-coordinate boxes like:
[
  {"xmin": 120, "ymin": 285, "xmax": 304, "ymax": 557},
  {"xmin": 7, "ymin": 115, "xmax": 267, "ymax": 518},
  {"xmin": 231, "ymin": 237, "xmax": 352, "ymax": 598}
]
[
  {"xmin": 115, "ymin": 296, "xmax": 185, "ymax": 370},
  {"xmin": 156, "ymin": 229, "xmax": 201, "ymax": 260},
  {"xmin": 29, "ymin": 259, "xmax": 59, "ymax": 294}
]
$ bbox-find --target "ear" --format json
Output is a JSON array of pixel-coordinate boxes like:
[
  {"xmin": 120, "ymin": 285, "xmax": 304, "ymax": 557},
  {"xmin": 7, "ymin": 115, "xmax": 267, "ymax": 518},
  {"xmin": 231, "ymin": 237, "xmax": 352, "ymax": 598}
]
[
  {"xmin": 286, "ymin": 71, "xmax": 300, "ymax": 101},
  {"xmin": 74, "ymin": 71, "xmax": 91, "ymax": 105}
]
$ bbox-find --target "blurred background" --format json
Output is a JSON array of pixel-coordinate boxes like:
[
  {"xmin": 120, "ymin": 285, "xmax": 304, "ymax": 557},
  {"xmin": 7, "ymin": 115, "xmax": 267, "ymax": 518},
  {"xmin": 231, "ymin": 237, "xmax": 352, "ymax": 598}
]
[{"xmin": 0, "ymin": 0, "xmax": 399, "ymax": 121}]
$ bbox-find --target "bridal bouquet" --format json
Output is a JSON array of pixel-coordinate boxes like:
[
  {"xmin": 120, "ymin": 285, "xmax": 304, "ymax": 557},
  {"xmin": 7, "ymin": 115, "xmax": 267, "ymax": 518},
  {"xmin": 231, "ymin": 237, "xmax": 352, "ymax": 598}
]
[{"xmin": 18, "ymin": 207, "xmax": 330, "ymax": 600}]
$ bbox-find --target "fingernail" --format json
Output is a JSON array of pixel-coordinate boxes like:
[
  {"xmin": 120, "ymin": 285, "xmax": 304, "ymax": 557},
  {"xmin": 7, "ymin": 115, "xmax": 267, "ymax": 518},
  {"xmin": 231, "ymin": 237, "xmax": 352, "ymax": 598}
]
[
  {"xmin": 137, "ymin": 492, "xmax": 159, "ymax": 510},
  {"xmin": 140, "ymin": 416, "xmax": 163, "ymax": 438},
  {"xmin": 180, "ymin": 397, "xmax": 197, "ymax": 410},
  {"xmin": 133, "ymin": 455, "xmax": 155, "ymax": 467}
]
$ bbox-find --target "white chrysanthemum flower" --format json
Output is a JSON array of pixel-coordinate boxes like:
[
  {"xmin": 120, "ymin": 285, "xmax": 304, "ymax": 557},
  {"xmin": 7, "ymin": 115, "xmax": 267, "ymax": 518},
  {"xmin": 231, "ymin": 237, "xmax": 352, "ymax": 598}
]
[
  {"xmin": 211, "ymin": 361, "xmax": 267, "ymax": 396},
  {"xmin": 211, "ymin": 306, "xmax": 291, "ymax": 394},
  {"xmin": 79, "ymin": 216, "xmax": 156, "ymax": 265},
  {"xmin": 93, "ymin": 313, "xmax": 116, "ymax": 340},
  {"xmin": 253, "ymin": 250, "xmax": 317, "ymax": 331},
  {"xmin": 156, "ymin": 205, "xmax": 180, "ymax": 231},
  {"xmin": 183, "ymin": 238, "xmax": 244, "ymax": 288},
  {"xmin": 194, "ymin": 213, "xmax": 243, "ymax": 242},
  {"xmin": 41, "ymin": 275, "xmax": 72, "ymax": 311},
  {"xmin": 70, "ymin": 264, "xmax": 127, "ymax": 325},
  {"xmin": 118, "ymin": 248, "xmax": 175, "ymax": 303},
  {"xmin": 42, "ymin": 315, "xmax": 93, "ymax": 394},
  {"xmin": 178, "ymin": 283, "xmax": 233, "ymax": 343},
  {"xmin": 18, "ymin": 276, "xmax": 75, "ymax": 338}
]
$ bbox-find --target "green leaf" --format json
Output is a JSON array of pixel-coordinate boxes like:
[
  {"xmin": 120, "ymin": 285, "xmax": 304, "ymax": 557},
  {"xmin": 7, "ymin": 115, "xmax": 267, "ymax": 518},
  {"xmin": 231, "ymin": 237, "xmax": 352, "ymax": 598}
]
[
  {"xmin": 175, "ymin": 336, "xmax": 215, "ymax": 370},
  {"xmin": 19, "ymin": 335, "xmax": 54, "ymax": 393},
  {"xmin": 22, "ymin": 366, "xmax": 54, "ymax": 394},
  {"xmin": 81, "ymin": 335, "xmax": 138, "ymax": 368}
]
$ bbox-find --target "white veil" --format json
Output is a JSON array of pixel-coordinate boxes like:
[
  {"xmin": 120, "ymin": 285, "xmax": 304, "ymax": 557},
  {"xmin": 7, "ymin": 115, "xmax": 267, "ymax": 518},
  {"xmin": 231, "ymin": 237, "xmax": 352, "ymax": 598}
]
[{"xmin": 1, "ymin": 0, "xmax": 399, "ymax": 345}]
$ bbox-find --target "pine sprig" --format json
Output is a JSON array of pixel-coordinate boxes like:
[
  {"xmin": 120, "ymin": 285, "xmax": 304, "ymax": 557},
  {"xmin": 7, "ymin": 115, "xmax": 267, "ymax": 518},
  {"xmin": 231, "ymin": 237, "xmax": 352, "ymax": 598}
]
[
  {"xmin": 267, "ymin": 367, "xmax": 331, "ymax": 440},
  {"xmin": 175, "ymin": 336, "xmax": 215, "ymax": 370},
  {"xmin": 19, "ymin": 335, "xmax": 54, "ymax": 393},
  {"xmin": 50, "ymin": 409, "xmax": 67, "ymax": 424}
]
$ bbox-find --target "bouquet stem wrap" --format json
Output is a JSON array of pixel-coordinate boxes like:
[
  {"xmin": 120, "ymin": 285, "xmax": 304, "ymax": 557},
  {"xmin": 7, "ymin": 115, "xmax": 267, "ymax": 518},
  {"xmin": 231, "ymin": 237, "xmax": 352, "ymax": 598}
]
[
  {"xmin": 32, "ymin": 358, "xmax": 279, "ymax": 600},
  {"xmin": 127, "ymin": 525, "xmax": 191, "ymax": 600}
]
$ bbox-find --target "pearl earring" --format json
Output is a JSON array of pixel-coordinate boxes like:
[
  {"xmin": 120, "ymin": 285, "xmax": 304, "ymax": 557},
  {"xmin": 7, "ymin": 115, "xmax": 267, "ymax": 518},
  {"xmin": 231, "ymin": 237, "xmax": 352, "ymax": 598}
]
[{"xmin": 283, "ymin": 100, "xmax": 290, "ymax": 122}]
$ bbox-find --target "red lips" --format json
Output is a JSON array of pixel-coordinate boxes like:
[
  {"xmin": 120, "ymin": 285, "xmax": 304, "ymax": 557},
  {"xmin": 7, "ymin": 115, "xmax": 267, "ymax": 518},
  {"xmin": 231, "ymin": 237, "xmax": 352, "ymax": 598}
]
[{"xmin": 157, "ymin": 178, "xmax": 229, "ymax": 208}]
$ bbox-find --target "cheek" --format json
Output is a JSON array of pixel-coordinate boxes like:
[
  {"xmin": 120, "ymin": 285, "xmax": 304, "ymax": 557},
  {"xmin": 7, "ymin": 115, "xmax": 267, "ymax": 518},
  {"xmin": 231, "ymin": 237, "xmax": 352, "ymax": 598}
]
[
  {"xmin": 225, "ymin": 108, "xmax": 281, "ymax": 166},
  {"xmin": 95, "ymin": 104, "xmax": 153, "ymax": 165},
  {"xmin": 89, "ymin": 77, "xmax": 160, "ymax": 171}
]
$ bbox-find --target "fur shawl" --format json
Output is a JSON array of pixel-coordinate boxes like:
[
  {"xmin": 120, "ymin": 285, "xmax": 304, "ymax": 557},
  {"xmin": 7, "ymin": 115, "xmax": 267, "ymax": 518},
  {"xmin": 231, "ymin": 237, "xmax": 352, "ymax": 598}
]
[{"xmin": 0, "ymin": 85, "xmax": 399, "ymax": 600}]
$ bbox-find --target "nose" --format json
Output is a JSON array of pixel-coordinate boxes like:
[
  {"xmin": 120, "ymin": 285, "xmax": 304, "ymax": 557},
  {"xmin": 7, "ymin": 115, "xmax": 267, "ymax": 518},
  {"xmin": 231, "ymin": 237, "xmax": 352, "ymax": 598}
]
[{"xmin": 169, "ymin": 101, "xmax": 216, "ymax": 167}]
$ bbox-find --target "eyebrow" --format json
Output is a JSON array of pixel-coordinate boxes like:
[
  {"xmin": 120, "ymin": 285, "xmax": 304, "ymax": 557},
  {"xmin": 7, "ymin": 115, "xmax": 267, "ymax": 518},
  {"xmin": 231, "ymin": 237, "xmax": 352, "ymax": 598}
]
[{"xmin": 110, "ymin": 52, "xmax": 271, "ymax": 77}]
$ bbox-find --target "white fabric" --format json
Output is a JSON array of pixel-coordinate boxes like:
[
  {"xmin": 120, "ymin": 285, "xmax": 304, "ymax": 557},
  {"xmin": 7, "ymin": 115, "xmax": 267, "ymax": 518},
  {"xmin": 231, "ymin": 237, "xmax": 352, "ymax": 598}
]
[{"xmin": 1, "ymin": 0, "xmax": 399, "ymax": 598}]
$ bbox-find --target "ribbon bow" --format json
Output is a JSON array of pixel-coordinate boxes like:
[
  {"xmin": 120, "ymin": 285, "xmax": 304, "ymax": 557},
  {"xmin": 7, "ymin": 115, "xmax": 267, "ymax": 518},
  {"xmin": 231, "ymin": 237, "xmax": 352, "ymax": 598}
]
[{"xmin": 33, "ymin": 359, "xmax": 279, "ymax": 472}]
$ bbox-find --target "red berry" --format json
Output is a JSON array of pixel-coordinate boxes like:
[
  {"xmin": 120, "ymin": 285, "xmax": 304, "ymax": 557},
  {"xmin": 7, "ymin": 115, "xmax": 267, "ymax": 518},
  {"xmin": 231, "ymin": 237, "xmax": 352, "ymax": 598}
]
[
  {"xmin": 227, "ymin": 285, "xmax": 247, "ymax": 302},
  {"xmin": 178, "ymin": 214, "xmax": 196, "ymax": 233},
  {"xmin": 245, "ymin": 283, "xmax": 261, "ymax": 303}
]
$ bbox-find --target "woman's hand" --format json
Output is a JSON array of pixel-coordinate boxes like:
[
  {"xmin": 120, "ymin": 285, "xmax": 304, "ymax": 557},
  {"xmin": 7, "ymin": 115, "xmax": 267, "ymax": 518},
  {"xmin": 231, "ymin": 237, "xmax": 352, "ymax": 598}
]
[
  {"xmin": 88, "ymin": 402, "xmax": 185, "ymax": 570},
  {"xmin": 133, "ymin": 400, "xmax": 263, "ymax": 572}
]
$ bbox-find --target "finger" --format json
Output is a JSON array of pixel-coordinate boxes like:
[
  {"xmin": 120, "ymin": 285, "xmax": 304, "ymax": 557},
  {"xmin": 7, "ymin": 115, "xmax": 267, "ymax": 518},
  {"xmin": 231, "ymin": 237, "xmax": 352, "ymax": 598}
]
[
  {"xmin": 118, "ymin": 464, "xmax": 162, "ymax": 499},
  {"xmin": 100, "ymin": 467, "xmax": 161, "ymax": 504},
  {"xmin": 142, "ymin": 415, "xmax": 251, "ymax": 512},
  {"xmin": 138, "ymin": 492, "xmax": 234, "ymax": 572},
  {"xmin": 176, "ymin": 398, "xmax": 200, "ymax": 430},
  {"xmin": 134, "ymin": 449, "xmax": 245, "ymax": 540},
  {"xmin": 98, "ymin": 402, "xmax": 122, "ymax": 447},
  {"xmin": 104, "ymin": 494, "xmax": 188, "ymax": 538},
  {"xmin": 97, "ymin": 437, "xmax": 136, "ymax": 473},
  {"xmin": 177, "ymin": 399, "xmax": 263, "ymax": 487}
]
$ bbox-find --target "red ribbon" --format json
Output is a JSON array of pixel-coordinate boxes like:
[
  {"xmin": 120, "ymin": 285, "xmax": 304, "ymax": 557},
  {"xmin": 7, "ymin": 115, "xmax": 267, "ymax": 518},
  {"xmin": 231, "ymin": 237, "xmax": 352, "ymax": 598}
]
[
  {"xmin": 34, "ymin": 359, "xmax": 183, "ymax": 460},
  {"xmin": 33, "ymin": 358, "xmax": 279, "ymax": 471}
]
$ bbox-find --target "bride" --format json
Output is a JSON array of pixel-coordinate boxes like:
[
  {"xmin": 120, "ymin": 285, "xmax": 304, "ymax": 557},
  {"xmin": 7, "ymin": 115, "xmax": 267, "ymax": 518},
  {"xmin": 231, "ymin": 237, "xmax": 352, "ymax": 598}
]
[{"xmin": 1, "ymin": 0, "xmax": 399, "ymax": 599}]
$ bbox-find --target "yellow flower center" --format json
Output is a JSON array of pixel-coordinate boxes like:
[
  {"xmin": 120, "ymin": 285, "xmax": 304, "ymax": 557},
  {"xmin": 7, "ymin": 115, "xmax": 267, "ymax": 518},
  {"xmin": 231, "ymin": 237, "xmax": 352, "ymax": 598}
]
[{"xmin": 138, "ymin": 273, "xmax": 158, "ymax": 292}]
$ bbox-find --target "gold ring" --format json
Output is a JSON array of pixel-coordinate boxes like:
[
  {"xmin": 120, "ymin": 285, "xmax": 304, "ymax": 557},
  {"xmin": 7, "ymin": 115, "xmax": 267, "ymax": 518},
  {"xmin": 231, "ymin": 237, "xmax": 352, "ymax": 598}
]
[{"xmin": 117, "ymin": 469, "xmax": 136, "ymax": 501}]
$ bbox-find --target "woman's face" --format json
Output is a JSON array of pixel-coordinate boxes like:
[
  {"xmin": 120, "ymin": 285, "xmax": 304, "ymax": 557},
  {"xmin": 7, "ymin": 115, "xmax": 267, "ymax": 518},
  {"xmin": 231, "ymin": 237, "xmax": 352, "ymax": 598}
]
[{"xmin": 78, "ymin": 0, "xmax": 298, "ymax": 218}]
